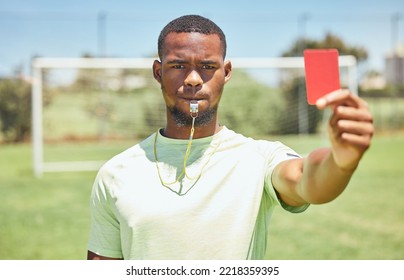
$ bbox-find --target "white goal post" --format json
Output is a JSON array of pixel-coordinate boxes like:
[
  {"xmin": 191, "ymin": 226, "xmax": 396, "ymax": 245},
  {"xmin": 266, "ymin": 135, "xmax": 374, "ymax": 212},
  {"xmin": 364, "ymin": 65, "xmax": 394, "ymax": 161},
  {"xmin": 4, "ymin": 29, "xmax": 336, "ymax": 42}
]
[{"xmin": 31, "ymin": 56, "xmax": 357, "ymax": 177}]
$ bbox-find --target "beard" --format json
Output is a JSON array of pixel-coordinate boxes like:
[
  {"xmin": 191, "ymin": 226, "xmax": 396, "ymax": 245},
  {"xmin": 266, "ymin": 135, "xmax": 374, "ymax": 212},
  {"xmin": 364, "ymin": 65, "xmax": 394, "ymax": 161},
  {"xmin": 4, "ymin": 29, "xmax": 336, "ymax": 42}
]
[{"xmin": 169, "ymin": 105, "xmax": 216, "ymax": 127}]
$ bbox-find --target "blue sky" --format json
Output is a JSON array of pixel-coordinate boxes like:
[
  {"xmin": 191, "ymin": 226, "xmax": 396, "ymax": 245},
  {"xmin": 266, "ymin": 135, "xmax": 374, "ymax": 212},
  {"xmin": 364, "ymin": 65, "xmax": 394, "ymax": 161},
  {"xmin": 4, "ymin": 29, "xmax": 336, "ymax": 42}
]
[{"xmin": 0, "ymin": 0, "xmax": 403, "ymax": 77}]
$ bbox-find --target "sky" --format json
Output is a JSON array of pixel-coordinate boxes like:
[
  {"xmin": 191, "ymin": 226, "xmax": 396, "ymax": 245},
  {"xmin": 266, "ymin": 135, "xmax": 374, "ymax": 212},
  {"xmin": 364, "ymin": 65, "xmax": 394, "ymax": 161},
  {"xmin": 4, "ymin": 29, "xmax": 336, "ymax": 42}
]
[{"xmin": 0, "ymin": 0, "xmax": 403, "ymax": 78}]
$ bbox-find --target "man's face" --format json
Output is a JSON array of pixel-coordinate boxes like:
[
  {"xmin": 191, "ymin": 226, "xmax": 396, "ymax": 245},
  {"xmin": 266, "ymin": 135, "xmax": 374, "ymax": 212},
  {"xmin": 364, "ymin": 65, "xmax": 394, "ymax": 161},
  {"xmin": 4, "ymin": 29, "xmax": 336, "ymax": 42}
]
[{"xmin": 153, "ymin": 32, "xmax": 231, "ymax": 127}]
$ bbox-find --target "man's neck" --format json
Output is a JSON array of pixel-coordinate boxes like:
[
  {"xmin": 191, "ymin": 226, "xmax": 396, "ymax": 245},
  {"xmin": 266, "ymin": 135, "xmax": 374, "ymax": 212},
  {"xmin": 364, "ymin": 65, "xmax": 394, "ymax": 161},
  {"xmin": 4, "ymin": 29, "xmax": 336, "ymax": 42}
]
[{"xmin": 162, "ymin": 119, "xmax": 221, "ymax": 139}]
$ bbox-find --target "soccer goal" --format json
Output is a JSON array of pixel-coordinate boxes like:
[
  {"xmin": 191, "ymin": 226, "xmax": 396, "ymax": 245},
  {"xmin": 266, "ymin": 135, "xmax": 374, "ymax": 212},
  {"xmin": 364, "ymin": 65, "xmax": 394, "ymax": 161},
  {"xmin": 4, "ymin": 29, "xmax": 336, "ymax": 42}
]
[{"xmin": 31, "ymin": 56, "xmax": 357, "ymax": 177}]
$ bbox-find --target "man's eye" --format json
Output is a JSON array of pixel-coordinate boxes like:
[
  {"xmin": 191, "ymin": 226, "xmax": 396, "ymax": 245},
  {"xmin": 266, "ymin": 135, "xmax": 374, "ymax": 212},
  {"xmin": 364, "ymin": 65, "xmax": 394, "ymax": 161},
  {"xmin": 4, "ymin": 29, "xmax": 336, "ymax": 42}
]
[
  {"xmin": 172, "ymin": 65, "xmax": 185, "ymax": 69},
  {"xmin": 201, "ymin": 65, "xmax": 215, "ymax": 70}
]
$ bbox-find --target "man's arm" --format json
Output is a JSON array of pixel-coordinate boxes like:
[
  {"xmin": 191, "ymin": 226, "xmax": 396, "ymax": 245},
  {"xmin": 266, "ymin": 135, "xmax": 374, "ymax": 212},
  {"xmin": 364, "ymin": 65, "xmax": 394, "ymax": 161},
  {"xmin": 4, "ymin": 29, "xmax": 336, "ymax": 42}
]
[
  {"xmin": 87, "ymin": 250, "xmax": 123, "ymax": 260},
  {"xmin": 272, "ymin": 89, "xmax": 374, "ymax": 206}
]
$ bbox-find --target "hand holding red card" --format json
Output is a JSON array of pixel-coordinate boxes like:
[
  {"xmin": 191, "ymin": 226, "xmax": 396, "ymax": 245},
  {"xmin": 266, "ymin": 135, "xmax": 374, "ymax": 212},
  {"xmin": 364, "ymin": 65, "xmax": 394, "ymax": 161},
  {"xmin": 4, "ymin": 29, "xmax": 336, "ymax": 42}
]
[{"xmin": 304, "ymin": 49, "xmax": 340, "ymax": 105}]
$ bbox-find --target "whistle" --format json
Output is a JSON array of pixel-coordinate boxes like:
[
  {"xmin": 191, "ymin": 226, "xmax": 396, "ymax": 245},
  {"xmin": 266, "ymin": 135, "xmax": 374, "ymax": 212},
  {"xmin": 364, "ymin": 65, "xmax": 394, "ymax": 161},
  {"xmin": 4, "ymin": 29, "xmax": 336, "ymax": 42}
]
[{"xmin": 190, "ymin": 100, "xmax": 199, "ymax": 114}]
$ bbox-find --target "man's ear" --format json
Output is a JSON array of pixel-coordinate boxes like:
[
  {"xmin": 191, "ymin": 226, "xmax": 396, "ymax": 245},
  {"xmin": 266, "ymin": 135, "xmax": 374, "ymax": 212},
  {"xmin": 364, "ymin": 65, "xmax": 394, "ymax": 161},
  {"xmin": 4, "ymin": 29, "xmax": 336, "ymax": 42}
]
[
  {"xmin": 152, "ymin": 60, "xmax": 162, "ymax": 83},
  {"xmin": 224, "ymin": 60, "xmax": 232, "ymax": 84}
]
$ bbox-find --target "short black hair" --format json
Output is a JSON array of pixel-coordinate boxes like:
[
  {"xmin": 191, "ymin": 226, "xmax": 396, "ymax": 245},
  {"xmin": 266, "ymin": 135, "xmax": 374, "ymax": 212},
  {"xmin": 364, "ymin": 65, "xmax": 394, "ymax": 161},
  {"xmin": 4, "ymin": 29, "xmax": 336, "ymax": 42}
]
[{"xmin": 157, "ymin": 15, "xmax": 227, "ymax": 59}]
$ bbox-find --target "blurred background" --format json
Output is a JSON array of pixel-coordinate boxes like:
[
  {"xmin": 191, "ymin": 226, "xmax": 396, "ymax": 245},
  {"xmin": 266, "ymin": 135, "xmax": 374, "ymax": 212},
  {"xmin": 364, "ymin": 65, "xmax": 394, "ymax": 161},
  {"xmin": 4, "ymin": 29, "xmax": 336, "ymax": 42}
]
[{"xmin": 0, "ymin": 0, "xmax": 403, "ymax": 260}]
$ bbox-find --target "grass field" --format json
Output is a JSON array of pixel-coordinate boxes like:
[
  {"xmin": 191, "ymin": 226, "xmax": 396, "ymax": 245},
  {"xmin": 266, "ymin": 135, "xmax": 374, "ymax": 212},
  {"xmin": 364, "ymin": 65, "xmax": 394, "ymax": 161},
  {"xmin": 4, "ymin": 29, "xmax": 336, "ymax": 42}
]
[{"xmin": 0, "ymin": 132, "xmax": 403, "ymax": 260}]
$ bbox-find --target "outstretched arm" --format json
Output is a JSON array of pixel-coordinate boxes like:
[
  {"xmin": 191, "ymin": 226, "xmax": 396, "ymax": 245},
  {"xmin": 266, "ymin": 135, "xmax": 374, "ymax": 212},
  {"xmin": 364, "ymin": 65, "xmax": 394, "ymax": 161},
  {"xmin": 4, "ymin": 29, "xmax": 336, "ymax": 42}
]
[{"xmin": 272, "ymin": 89, "xmax": 374, "ymax": 206}]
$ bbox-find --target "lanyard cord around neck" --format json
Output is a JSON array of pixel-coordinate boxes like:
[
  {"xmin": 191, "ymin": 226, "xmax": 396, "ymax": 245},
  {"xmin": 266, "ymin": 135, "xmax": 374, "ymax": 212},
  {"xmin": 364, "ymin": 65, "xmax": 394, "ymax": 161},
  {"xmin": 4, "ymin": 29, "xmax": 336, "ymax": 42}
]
[
  {"xmin": 153, "ymin": 101, "xmax": 219, "ymax": 195},
  {"xmin": 153, "ymin": 116, "xmax": 197, "ymax": 188},
  {"xmin": 154, "ymin": 100, "xmax": 200, "ymax": 187}
]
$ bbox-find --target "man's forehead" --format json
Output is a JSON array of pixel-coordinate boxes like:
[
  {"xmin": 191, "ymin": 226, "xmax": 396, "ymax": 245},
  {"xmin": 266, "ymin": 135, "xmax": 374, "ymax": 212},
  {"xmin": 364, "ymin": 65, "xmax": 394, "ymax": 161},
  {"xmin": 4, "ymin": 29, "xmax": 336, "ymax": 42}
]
[
  {"xmin": 164, "ymin": 32, "xmax": 221, "ymax": 45},
  {"xmin": 161, "ymin": 32, "xmax": 223, "ymax": 59}
]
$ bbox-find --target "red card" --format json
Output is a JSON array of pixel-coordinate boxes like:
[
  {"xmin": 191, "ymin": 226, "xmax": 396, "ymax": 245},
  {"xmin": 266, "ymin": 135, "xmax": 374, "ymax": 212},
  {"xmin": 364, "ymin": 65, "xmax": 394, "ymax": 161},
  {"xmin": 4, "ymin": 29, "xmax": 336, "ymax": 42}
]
[{"xmin": 304, "ymin": 49, "xmax": 340, "ymax": 105}]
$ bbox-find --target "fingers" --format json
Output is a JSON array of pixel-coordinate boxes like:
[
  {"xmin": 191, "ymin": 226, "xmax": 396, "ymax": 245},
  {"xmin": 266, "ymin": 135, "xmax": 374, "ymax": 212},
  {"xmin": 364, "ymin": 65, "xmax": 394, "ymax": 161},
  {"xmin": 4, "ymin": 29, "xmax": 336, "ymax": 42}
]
[
  {"xmin": 340, "ymin": 132, "xmax": 372, "ymax": 149},
  {"xmin": 324, "ymin": 89, "xmax": 374, "ymax": 150},
  {"xmin": 330, "ymin": 117, "xmax": 374, "ymax": 149},
  {"xmin": 332, "ymin": 119, "xmax": 374, "ymax": 135},
  {"xmin": 316, "ymin": 89, "xmax": 367, "ymax": 110},
  {"xmin": 333, "ymin": 105, "xmax": 373, "ymax": 122}
]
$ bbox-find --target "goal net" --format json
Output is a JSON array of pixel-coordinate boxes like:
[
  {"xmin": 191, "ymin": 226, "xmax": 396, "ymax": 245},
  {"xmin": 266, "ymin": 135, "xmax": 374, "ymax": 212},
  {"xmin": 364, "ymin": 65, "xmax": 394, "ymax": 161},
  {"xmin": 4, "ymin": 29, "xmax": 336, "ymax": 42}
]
[{"xmin": 31, "ymin": 56, "xmax": 357, "ymax": 177}]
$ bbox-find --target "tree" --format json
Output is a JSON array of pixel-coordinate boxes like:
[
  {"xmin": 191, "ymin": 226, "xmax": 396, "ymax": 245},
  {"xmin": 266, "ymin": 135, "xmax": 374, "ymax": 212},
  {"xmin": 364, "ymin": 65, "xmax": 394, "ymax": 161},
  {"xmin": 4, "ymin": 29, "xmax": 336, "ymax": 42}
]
[
  {"xmin": 0, "ymin": 78, "xmax": 32, "ymax": 142},
  {"xmin": 282, "ymin": 32, "xmax": 368, "ymax": 61}
]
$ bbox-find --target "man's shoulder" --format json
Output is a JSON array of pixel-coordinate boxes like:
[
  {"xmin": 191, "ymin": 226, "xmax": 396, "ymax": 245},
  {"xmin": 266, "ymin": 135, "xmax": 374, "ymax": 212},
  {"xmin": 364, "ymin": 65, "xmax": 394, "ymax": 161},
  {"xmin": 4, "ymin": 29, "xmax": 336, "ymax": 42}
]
[
  {"xmin": 222, "ymin": 128, "xmax": 301, "ymax": 165},
  {"xmin": 100, "ymin": 133, "xmax": 155, "ymax": 171},
  {"xmin": 222, "ymin": 127, "xmax": 287, "ymax": 150}
]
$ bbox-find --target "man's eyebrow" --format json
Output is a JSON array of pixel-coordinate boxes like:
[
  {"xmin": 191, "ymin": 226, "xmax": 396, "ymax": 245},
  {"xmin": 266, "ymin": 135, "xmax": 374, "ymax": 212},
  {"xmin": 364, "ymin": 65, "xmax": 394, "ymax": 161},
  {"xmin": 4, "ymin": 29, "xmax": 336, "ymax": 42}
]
[
  {"xmin": 165, "ymin": 59, "xmax": 187, "ymax": 64},
  {"xmin": 200, "ymin": 60, "xmax": 219, "ymax": 65},
  {"xmin": 164, "ymin": 59, "xmax": 220, "ymax": 65}
]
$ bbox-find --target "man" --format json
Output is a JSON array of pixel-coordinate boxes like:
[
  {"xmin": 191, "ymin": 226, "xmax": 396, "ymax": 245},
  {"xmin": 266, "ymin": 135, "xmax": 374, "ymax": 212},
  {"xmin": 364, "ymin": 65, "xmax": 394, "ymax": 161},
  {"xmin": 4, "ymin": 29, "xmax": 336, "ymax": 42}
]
[{"xmin": 87, "ymin": 15, "xmax": 373, "ymax": 260}]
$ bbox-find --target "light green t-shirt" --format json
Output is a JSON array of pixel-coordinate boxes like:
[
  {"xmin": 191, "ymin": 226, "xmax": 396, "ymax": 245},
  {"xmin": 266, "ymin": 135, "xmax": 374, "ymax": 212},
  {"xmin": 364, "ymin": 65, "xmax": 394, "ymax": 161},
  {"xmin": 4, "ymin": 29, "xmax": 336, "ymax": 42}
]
[{"xmin": 88, "ymin": 126, "xmax": 309, "ymax": 259}]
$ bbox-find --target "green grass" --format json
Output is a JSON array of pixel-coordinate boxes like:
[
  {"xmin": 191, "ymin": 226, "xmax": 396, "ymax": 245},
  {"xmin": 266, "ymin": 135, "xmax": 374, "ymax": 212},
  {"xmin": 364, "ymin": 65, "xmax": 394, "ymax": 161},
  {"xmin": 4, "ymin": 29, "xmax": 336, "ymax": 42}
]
[
  {"xmin": 0, "ymin": 133, "xmax": 403, "ymax": 259},
  {"xmin": 0, "ymin": 144, "xmax": 94, "ymax": 259}
]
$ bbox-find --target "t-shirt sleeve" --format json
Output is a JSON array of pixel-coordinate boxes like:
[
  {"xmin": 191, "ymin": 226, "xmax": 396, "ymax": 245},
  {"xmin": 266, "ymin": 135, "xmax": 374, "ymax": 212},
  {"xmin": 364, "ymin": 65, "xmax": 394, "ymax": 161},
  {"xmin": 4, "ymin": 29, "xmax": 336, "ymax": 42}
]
[
  {"xmin": 87, "ymin": 168, "xmax": 123, "ymax": 259},
  {"xmin": 262, "ymin": 141, "xmax": 310, "ymax": 213}
]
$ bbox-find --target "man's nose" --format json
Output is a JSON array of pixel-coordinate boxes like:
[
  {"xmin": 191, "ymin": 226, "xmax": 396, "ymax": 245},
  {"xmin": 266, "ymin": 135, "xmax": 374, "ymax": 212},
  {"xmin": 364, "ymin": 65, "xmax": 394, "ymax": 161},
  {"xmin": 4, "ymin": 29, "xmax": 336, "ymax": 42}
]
[{"xmin": 184, "ymin": 69, "xmax": 203, "ymax": 87}]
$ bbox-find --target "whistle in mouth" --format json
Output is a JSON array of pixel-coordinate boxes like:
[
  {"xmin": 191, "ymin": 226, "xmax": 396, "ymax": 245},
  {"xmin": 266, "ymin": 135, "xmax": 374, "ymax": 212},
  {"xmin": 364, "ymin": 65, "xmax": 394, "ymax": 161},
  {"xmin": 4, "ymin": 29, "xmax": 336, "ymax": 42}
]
[{"xmin": 190, "ymin": 100, "xmax": 199, "ymax": 114}]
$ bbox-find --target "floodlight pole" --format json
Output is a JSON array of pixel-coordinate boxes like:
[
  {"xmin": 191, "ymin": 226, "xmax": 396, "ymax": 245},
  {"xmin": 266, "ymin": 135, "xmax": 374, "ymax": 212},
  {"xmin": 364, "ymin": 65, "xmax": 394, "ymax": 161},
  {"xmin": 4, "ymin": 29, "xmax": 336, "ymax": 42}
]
[
  {"xmin": 390, "ymin": 12, "xmax": 402, "ymax": 130},
  {"xmin": 298, "ymin": 13, "xmax": 310, "ymax": 135},
  {"xmin": 98, "ymin": 11, "xmax": 107, "ymax": 57},
  {"xmin": 391, "ymin": 12, "xmax": 401, "ymax": 53},
  {"xmin": 97, "ymin": 11, "xmax": 108, "ymax": 140}
]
